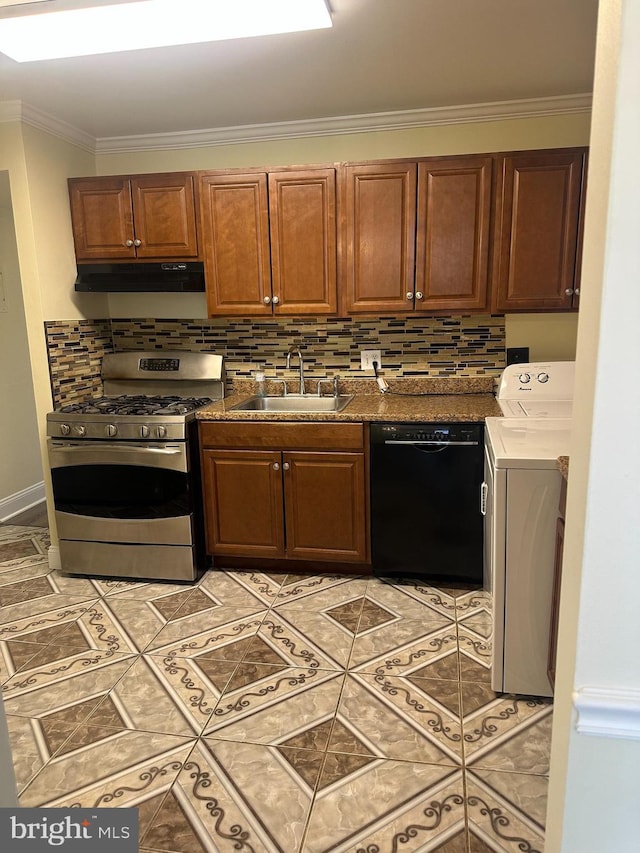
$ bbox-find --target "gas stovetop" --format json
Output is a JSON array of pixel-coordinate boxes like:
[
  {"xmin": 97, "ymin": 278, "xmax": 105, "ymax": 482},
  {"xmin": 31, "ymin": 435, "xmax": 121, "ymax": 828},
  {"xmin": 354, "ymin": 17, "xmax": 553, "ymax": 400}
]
[
  {"xmin": 58, "ymin": 394, "xmax": 213, "ymax": 417},
  {"xmin": 47, "ymin": 350, "xmax": 225, "ymax": 441}
]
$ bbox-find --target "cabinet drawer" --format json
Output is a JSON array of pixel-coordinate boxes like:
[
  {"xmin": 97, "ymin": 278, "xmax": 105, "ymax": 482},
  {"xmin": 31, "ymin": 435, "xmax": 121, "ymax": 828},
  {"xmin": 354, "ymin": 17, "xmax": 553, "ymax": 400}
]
[{"xmin": 200, "ymin": 421, "xmax": 364, "ymax": 451}]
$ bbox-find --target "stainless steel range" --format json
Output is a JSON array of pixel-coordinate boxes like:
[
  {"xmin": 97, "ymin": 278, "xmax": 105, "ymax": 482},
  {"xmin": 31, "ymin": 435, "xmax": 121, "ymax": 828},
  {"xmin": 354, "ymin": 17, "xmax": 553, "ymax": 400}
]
[{"xmin": 47, "ymin": 351, "xmax": 224, "ymax": 581}]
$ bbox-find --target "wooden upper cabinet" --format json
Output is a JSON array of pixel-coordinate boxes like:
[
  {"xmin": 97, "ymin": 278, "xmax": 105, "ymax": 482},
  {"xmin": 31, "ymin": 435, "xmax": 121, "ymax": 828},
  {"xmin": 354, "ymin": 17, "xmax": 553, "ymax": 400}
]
[
  {"xmin": 492, "ymin": 149, "xmax": 586, "ymax": 311},
  {"xmin": 342, "ymin": 163, "xmax": 417, "ymax": 313},
  {"xmin": 268, "ymin": 168, "xmax": 337, "ymax": 314},
  {"xmin": 416, "ymin": 156, "xmax": 492, "ymax": 311},
  {"xmin": 130, "ymin": 174, "xmax": 199, "ymax": 259},
  {"xmin": 68, "ymin": 173, "xmax": 199, "ymax": 261},
  {"xmin": 200, "ymin": 167, "xmax": 337, "ymax": 317},
  {"xmin": 199, "ymin": 172, "xmax": 272, "ymax": 317}
]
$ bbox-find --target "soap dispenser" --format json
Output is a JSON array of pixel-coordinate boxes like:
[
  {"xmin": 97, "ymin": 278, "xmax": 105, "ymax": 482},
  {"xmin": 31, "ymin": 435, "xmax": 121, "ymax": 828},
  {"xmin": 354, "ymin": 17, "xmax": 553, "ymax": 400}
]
[{"xmin": 254, "ymin": 364, "xmax": 266, "ymax": 397}]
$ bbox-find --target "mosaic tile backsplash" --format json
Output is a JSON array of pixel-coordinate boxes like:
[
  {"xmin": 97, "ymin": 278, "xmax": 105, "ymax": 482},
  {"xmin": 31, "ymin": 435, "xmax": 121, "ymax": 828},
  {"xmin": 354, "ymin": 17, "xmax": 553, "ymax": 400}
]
[{"xmin": 45, "ymin": 315, "xmax": 506, "ymax": 406}]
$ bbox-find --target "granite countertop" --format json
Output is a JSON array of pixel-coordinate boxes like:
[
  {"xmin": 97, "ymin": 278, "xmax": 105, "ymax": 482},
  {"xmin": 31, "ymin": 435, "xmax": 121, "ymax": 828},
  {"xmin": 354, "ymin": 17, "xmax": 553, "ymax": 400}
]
[
  {"xmin": 557, "ymin": 456, "xmax": 570, "ymax": 480},
  {"xmin": 197, "ymin": 376, "xmax": 503, "ymax": 423}
]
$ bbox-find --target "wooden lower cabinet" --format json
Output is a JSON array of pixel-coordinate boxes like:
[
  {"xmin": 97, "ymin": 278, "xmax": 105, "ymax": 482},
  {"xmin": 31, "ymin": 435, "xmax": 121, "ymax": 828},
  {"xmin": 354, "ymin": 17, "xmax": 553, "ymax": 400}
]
[
  {"xmin": 202, "ymin": 449, "xmax": 284, "ymax": 558},
  {"xmin": 200, "ymin": 422, "xmax": 369, "ymax": 565}
]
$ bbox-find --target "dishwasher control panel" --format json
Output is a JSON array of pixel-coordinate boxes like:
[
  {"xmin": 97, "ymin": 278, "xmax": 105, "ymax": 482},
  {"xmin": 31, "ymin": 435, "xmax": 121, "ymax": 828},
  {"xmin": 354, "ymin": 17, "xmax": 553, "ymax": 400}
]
[{"xmin": 373, "ymin": 423, "xmax": 483, "ymax": 444}]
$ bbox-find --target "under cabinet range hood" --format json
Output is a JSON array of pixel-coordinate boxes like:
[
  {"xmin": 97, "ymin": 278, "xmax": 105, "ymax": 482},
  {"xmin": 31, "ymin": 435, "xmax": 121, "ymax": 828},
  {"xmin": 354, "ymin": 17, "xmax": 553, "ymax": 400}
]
[{"xmin": 74, "ymin": 262, "xmax": 206, "ymax": 293}]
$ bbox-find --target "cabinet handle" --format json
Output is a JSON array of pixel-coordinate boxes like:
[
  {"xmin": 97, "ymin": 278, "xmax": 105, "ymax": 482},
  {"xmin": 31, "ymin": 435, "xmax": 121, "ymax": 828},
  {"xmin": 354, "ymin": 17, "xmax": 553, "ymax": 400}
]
[
  {"xmin": 406, "ymin": 292, "xmax": 414, "ymax": 301},
  {"xmin": 272, "ymin": 296, "xmax": 280, "ymax": 305},
  {"xmin": 282, "ymin": 462, "xmax": 290, "ymax": 471},
  {"xmin": 273, "ymin": 462, "xmax": 280, "ymax": 471},
  {"xmin": 415, "ymin": 291, "xmax": 424, "ymax": 301},
  {"xmin": 565, "ymin": 288, "xmax": 574, "ymax": 296},
  {"xmin": 133, "ymin": 239, "xmax": 142, "ymax": 247},
  {"xmin": 575, "ymin": 288, "xmax": 580, "ymax": 296},
  {"xmin": 263, "ymin": 296, "xmax": 272, "ymax": 305},
  {"xmin": 125, "ymin": 239, "xmax": 134, "ymax": 247}
]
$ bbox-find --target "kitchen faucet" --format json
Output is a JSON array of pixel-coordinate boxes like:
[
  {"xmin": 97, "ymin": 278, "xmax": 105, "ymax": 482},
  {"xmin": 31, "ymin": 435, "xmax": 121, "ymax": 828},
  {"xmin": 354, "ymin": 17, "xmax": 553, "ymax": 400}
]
[{"xmin": 286, "ymin": 345, "xmax": 306, "ymax": 395}]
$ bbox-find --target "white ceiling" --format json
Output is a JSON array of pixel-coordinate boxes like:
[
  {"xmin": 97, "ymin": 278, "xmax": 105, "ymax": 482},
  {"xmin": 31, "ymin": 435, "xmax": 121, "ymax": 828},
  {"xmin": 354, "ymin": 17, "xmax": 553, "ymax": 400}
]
[{"xmin": 0, "ymin": 0, "xmax": 599, "ymax": 141}]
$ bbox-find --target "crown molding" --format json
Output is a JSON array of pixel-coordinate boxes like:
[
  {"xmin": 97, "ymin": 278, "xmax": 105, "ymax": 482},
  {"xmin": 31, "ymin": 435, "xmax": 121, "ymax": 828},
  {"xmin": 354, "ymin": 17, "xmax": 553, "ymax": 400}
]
[
  {"xmin": 1, "ymin": 93, "xmax": 591, "ymax": 156},
  {"xmin": 96, "ymin": 93, "xmax": 592, "ymax": 154},
  {"xmin": 0, "ymin": 99, "xmax": 95, "ymax": 152},
  {"xmin": 574, "ymin": 686, "xmax": 640, "ymax": 740}
]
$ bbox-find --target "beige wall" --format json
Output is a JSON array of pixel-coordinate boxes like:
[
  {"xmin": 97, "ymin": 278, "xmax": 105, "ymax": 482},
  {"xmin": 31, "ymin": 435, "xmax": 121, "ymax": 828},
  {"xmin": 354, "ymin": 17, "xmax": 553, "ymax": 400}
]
[
  {"xmin": 95, "ymin": 112, "xmax": 591, "ymax": 174},
  {"xmin": 0, "ymin": 121, "xmax": 100, "ymax": 531},
  {"xmin": 546, "ymin": 0, "xmax": 640, "ymax": 849},
  {"xmin": 0, "ymin": 172, "xmax": 42, "ymax": 508}
]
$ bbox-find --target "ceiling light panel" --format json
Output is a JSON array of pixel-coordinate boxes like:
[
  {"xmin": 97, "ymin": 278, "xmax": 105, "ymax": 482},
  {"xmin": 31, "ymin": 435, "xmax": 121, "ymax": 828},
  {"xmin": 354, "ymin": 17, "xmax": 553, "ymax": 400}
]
[{"xmin": 0, "ymin": 0, "xmax": 332, "ymax": 62}]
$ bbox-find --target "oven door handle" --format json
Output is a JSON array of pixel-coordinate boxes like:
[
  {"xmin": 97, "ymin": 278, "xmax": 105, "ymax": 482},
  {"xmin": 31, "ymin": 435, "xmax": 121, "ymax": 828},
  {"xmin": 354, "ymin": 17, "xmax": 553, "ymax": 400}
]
[
  {"xmin": 51, "ymin": 444, "xmax": 183, "ymax": 456},
  {"xmin": 48, "ymin": 440, "xmax": 188, "ymax": 472}
]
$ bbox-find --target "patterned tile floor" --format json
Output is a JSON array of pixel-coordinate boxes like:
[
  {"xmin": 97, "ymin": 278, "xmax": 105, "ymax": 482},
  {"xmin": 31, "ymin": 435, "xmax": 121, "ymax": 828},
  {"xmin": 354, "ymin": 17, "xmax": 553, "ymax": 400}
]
[{"xmin": 0, "ymin": 525, "xmax": 552, "ymax": 852}]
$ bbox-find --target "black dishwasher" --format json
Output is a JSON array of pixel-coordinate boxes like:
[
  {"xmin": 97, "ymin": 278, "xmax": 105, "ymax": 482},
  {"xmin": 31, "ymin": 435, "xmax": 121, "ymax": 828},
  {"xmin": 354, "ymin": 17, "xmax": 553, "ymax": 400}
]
[{"xmin": 370, "ymin": 422, "xmax": 484, "ymax": 583}]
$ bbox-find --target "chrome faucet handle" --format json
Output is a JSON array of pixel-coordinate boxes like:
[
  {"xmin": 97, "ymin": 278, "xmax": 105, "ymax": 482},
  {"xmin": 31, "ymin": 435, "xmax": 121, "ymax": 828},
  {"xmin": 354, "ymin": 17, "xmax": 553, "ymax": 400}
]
[
  {"xmin": 272, "ymin": 378, "xmax": 288, "ymax": 397},
  {"xmin": 316, "ymin": 378, "xmax": 331, "ymax": 397}
]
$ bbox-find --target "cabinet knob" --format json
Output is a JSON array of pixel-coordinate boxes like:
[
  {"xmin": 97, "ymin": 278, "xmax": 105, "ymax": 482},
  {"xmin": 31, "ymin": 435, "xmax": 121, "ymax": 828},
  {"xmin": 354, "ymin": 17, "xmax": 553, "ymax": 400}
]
[
  {"xmin": 406, "ymin": 292, "xmax": 414, "ymax": 301},
  {"xmin": 272, "ymin": 295, "xmax": 280, "ymax": 305},
  {"xmin": 263, "ymin": 296, "xmax": 272, "ymax": 305},
  {"xmin": 575, "ymin": 288, "xmax": 580, "ymax": 296},
  {"xmin": 565, "ymin": 288, "xmax": 574, "ymax": 296},
  {"xmin": 415, "ymin": 291, "xmax": 424, "ymax": 301},
  {"xmin": 273, "ymin": 462, "xmax": 280, "ymax": 471},
  {"xmin": 125, "ymin": 239, "xmax": 134, "ymax": 247},
  {"xmin": 133, "ymin": 239, "xmax": 142, "ymax": 247},
  {"xmin": 282, "ymin": 462, "xmax": 290, "ymax": 471}
]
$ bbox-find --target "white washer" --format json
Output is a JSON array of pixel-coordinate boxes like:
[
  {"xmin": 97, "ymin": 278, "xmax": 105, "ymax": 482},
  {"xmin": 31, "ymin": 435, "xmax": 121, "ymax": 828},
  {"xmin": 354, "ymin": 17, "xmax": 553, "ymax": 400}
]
[
  {"xmin": 484, "ymin": 361, "xmax": 575, "ymax": 697},
  {"xmin": 484, "ymin": 418, "xmax": 572, "ymax": 697},
  {"xmin": 497, "ymin": 361, "xmax": 575, "ymax": 418}
]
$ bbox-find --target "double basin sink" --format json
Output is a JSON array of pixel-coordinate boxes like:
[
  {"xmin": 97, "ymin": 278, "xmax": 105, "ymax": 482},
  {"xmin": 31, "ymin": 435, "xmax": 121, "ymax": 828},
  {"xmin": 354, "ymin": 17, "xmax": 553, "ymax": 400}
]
[{"xmin": 230, "ymin": 394, "xmax": 354, "ymax": 413}]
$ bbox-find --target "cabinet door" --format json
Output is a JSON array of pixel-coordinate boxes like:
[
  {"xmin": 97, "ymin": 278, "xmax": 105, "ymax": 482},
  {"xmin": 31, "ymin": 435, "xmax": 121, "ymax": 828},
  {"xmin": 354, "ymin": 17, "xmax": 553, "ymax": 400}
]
[
  {"xmin": 200, "ymin": 172, "xmax": 272, "ymax": 316},
  {"xmin": 493, "ymin": 149, "xmax": 585, "ymax": 311},
  {"xmin": 416, "ymin": 157, "xmax": 492, "ymax": 311},
  {"xmin": 69, "ymin": 177, "xmax": 135, "ymax": 260},
  {"xmin": 268, "ymin": 169, "xmax": 337, "ymax": 314},
  {"xmin": 283, "ymin": 451, "xmax": 368, "ymax": 562},
  {"xmin": 131, "ymin": 173, "xmax": 199, "ymax": 258},
  {"xmin": 342, "ymin": 163, "xmax": 417, "ymax": 313},
  {"xmin": 202, "ymin": 449, "xmax": 284, "ymax": 558}
]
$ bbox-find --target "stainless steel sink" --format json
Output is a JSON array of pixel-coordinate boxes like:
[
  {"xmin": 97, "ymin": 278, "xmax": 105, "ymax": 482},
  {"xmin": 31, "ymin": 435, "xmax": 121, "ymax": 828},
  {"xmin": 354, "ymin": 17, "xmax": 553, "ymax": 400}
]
[{"xmin": 229, "ymin": 394, "xmax": 354, "ymax": 413}]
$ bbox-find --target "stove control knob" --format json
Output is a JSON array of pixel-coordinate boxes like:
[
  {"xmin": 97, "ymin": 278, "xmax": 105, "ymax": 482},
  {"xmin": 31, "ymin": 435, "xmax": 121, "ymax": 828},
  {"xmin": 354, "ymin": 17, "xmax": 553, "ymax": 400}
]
[
  {"xmin": 537, "ymin": 372, "xmax": 549, "ymax": 383},
  {"xmin": 106, "ymin": 424, "xmax": 118, "ymax": 437},
  {"xmin": 60, "ymin": 423, "xmax": 71, "ymax": 436},
  {"xmin": 518, "ymin": 372, "xmax": 531, "ymax": 384},
  {"xmin": 156, "ymin": 425, "xmax": 167, "ymax": 439},
  {"xmin": 140, "ymin": 425, "xmax": 150, "ymax": 438},
  {"xmin": 73, "ymin": 425, "xmax": 86, "ymax": 437}
]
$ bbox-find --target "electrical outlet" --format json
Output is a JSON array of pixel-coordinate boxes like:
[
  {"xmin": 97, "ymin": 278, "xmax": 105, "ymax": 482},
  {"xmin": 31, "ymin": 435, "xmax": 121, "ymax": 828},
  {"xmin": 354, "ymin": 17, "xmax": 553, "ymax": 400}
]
[{"xmin": 361, "ymin": 349, "xmax": 382, "ymax": 371}]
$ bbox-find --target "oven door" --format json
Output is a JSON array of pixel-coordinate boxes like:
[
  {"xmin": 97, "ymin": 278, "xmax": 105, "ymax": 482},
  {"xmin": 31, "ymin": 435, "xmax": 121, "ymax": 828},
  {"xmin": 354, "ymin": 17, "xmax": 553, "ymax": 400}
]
[{"xmin": 48, "ymin": 439, "xmax": 194, "ymax": 545}]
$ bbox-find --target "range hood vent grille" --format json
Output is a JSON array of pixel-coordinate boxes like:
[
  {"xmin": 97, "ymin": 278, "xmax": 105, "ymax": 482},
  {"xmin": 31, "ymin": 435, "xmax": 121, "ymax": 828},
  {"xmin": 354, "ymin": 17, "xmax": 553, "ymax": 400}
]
[{"xmin": 74, "ymin": 262, "xmax": 206, "ymax": 293}]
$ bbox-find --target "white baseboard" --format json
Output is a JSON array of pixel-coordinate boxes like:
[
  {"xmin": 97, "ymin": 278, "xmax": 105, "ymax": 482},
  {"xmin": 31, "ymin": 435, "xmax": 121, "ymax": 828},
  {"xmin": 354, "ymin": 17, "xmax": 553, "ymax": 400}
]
[
  {"xmin": 0, "ymin": 482, "xmax": 45, "ymax": 522},
  {"xmin": 574, "ymin": 686, "xmax": 640, "ymax": 740},
  {"xmin": 47, "ymin": 545, "xmax": 61, "ymax": 571}
]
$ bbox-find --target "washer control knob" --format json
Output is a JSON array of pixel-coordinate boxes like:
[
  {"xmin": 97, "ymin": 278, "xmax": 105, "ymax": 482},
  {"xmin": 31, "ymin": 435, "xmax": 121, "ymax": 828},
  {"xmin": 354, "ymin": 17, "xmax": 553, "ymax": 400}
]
[
  {"xmin": 106, "ymin": 424, "xmax": 118, "ymax": 437},
  {"xmin": 156, "ymin": 425, "xmax": 167, "ymax": 439},
  {"xmin": 518, "ymin": 373, "xmax": 531, "ymax": 383},
  {"xmin": 537, "ymin": 372, "xmax": 549, "ymax": 383},
  {"xmin": 60, "ymin": 423, "xmax": 71, "ymax": 436},
  {"xmin": 73, "ymin": 424, "xmax": 86, "ymax": 437},
  {"xmin": 140, "ymin": 425, "xmax": 150, "ymax": 438}
]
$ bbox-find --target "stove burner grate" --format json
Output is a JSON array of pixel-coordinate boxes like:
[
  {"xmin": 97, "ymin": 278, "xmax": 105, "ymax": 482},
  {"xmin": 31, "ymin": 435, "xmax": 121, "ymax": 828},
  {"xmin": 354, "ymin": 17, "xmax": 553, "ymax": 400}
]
[{"xmin": 58, "ymin": 395, "xmax": 213, "ymax": 416}]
